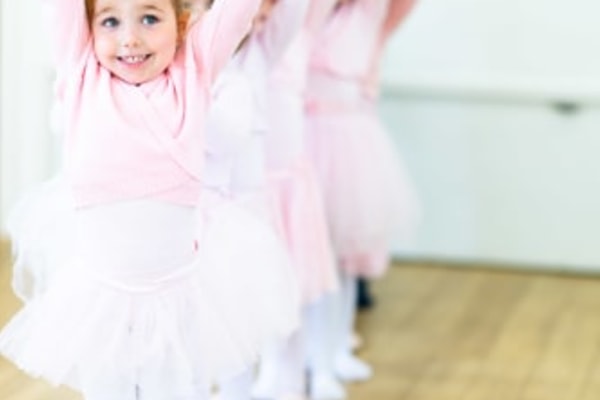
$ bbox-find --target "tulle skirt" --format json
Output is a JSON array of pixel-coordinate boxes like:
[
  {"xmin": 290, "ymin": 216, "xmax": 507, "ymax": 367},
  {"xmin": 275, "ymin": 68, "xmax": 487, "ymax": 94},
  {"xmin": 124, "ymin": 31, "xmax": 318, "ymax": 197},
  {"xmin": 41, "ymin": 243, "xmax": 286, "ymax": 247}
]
[
  {"xmin": 0, "ymin": 178, "xmax": 300, "ymax": 395},
  {"xmin": 268, "ymin": 158, "xmax": 339, "ymax": 305},
  {"xmin": 305, "ymin": 104, "xmax": 421, "ymax": 278},
  {"xmin": 6, "ymin": 176, "xmax": 74, "ymax": 300}
]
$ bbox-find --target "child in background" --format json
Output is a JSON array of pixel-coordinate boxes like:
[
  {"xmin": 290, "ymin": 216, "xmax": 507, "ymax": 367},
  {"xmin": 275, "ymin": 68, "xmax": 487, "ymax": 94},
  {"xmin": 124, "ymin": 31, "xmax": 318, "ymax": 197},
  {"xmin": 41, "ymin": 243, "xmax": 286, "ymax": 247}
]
[
  {"xmin": 250, "ymin": 1, "xmax": 348, "ymax": 399},
  {"xmin": 0, "ymin": 1, "xmax": 300, "ymax": 399},
  {"xmin": 304, "ymin": 0, "xmax": 420, "ymax": 394},
  {"xmin": 203, "ymin": 1, "xmax": 340, "ymax": 399},
  {"xmin": 355, "ymin": 0, "xmax": 420, "ymax": 316},
  {"xmin": 202, "ymin": 1, "xmax": 310, "ymax": 399}
]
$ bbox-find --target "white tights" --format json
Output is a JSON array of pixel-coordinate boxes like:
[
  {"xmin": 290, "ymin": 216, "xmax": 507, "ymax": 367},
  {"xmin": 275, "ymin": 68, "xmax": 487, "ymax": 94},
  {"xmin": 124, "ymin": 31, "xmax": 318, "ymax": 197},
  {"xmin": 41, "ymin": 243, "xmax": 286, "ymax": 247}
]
[
  {"xmin": 305, "ymin": 270, "xmax": 372, "ymax": 399},
  {"xmin": 252, "ymin": 326, "xmax": 306, "ymax": 398},
  {"xmin": 306, "ymin": 271, "xmax": 358, "ymax": 374}
]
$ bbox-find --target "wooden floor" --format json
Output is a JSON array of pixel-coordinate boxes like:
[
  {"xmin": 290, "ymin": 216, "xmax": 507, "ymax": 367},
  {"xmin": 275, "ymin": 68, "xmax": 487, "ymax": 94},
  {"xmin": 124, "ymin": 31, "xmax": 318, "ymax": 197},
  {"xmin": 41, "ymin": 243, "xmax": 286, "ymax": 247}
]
[{"xmin": 3, "ymin": 239, "xmax": 600, "ymax": 399}]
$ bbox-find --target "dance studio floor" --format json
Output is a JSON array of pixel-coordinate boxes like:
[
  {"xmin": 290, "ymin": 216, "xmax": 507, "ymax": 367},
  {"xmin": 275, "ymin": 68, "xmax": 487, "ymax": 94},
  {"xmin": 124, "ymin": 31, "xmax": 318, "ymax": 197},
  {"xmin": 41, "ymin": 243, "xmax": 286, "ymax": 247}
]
[{"xmin": 3, "ymin": 238, "xmax": 600, "ymax": 399}]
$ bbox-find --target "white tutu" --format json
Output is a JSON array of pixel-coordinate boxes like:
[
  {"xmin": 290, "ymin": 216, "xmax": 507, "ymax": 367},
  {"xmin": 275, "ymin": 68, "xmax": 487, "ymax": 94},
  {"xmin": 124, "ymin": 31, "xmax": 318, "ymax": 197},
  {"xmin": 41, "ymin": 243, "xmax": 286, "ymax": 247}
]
[
  {"xmin": 6, "ymin": 176, "xmax": 75, "ymax": 301},
  {"xmin": 0, "ymin": 180, "xmax": 300, "ymax": 394}
]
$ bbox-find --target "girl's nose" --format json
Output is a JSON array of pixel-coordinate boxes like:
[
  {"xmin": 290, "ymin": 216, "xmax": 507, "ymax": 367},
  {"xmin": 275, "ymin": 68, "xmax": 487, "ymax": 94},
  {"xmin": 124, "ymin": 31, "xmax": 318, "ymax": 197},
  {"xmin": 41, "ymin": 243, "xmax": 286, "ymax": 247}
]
[{"xmin": 120, "ymin": 25, "xmax": 141, "ymax": 48}]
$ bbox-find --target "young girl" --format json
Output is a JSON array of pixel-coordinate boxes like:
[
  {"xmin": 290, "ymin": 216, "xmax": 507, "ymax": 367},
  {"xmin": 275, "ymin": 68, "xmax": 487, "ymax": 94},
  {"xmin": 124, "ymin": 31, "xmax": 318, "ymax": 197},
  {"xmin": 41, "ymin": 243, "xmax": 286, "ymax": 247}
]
[
  {"xmin": 202, "ymin": 2, "xmax": 338, "ymax": 399},
  {"xmin": 0, "ymin": 1, "xmax": 300, "ymax": 399},
  {"xmin": 304, "ymin": 0, "xmax": 420, "ymax": 389},
  {"xmin": 202, "ymin": 1, "xmax": 307, "ymax": 399},
  {"xmin": 247, "ymin": 1, "xmax": 352, "ymax": 400}
]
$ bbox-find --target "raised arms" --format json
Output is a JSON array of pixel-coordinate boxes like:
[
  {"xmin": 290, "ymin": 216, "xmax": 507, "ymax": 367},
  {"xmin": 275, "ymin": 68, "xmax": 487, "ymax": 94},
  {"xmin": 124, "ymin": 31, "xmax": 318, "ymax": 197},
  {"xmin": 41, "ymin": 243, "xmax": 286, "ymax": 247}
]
[
  {"xmin": 381, "ymin": 0, "xmax": 416, "ymax": 42},
  {"xmin": 43, "ymin": 0, "xmax": 91, "ymax": 90},
  {"xmin": 304, "ymin": 0, "xmax": 337, "ymax": 35},
  {"xmin": 362, "ymin": 0, "xmax": 418, "ymax": 99},
  {"xmin": 257, "ymin": 0, "xmax": 310, "ymax": 66},
  {"xmin": 189, "ymin": 0, "xmax": 263, "ymax": 83}
]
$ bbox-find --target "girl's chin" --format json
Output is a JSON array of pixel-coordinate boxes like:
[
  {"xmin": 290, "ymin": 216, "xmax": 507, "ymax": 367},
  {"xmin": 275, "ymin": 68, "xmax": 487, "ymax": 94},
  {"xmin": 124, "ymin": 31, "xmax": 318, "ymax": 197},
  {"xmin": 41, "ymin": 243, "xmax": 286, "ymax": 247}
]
[
  {"xmin": 113, "ymin": 73, "xmax": 153, "ymax": 86},
  {"xmin": 112, "ymin": 68, "xmax": 163, "ymax": 85}
]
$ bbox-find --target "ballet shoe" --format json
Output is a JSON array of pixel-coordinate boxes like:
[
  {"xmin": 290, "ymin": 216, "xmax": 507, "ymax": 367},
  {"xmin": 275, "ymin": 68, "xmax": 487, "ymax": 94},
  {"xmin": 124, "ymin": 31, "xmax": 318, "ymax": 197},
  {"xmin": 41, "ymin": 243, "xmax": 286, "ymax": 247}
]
[
  {"xmin": 333, "ymin": 353, "xmax": 373, "ymax": 383},
  {"xmin": 308, "ymin": 373, "xmax": 346, "ymax": 400}
]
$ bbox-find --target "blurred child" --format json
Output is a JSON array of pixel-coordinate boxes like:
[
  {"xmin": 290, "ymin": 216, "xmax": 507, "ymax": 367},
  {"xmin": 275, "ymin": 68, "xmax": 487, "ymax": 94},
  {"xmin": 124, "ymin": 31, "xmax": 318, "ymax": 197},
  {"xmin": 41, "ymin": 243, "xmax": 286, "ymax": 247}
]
[{"xmin": 304, "ymin": 0, "xmax": 420, "ymax": 394}]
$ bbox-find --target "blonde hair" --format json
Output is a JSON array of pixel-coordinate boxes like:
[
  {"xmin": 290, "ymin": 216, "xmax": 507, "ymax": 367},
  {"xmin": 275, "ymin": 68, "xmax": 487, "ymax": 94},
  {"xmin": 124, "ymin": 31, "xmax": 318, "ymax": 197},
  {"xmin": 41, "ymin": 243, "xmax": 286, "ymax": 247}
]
[{"xmin": 85, "ymin": 0, "xmax": 193, "ymax": 42}]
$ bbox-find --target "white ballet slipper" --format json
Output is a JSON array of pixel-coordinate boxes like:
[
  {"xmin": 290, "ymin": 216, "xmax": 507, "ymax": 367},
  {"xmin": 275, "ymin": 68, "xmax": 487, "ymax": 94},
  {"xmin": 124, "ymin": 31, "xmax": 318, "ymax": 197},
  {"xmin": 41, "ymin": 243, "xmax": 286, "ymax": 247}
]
[
  {"xmin": 333, "ymin": 352, "xmax": 373, "ymax": 383},
  {"xmin": 308, "ymin": 373, "xmax": 346, "ymax": 400}
]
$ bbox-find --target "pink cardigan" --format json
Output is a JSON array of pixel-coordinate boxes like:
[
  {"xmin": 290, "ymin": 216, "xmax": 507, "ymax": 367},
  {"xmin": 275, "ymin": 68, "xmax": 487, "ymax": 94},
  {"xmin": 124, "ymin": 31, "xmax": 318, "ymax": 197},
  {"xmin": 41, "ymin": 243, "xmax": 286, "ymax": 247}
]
[
  {"xmin": 48, "ymin": 0, "xmax": 261, "ymax": 207},
  {"xmin": 308, "ymin": 0, "xmax": 415, "ymax": 92}
]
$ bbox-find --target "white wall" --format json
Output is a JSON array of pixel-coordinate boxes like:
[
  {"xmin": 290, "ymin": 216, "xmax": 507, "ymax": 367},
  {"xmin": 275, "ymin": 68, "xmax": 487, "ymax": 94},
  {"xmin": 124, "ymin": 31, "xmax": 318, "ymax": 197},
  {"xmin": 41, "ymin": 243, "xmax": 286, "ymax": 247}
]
[
  {"xmin": 384, "ymin": 0, "xmax": 600, "ymax": 271},
  {"xmin": 0, "ymin": 1, "xmax": 56, "ymax": 230},
  {"xmin": 382, "ymin": 0, "xmax": 600, "ymax": 96},
  {"xmin": 385, "ymin": 97, "xmax": 600, "ymax": 271}
]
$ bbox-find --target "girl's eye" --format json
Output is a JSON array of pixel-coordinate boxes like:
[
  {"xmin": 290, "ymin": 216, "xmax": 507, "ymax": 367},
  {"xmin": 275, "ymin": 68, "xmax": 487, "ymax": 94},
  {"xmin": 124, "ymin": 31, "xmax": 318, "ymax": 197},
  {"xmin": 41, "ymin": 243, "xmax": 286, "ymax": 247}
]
[
  {"xmin": 141, "ymin": 14, "xmax": 160, "ymax": 25},
  {"xmin": 100, "ymin": 17, "xmax": 119, "ymax": 28}
]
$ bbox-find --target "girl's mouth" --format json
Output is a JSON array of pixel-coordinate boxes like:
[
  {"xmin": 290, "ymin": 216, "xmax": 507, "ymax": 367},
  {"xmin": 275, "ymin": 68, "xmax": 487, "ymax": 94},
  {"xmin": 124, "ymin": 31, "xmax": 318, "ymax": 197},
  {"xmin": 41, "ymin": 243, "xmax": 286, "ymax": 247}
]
[{"xmin": 117, "ymin": 54, "xmax": 152, "ymax": 65}]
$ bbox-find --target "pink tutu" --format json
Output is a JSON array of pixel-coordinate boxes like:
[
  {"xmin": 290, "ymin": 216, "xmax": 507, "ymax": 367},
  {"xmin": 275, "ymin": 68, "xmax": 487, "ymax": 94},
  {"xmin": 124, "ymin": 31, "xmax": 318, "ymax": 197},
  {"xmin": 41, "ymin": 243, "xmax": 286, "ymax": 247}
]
[
  {"xmin": 0, "ymin": 181, "xmax": 300, "ymax": 394},
  {"xmin": 268, "ymin": 158, "xmax": 339, "ymax": 304},
  {"xmin": 305, "ymin": 103, "xmax": 421, "ymax": 278}
]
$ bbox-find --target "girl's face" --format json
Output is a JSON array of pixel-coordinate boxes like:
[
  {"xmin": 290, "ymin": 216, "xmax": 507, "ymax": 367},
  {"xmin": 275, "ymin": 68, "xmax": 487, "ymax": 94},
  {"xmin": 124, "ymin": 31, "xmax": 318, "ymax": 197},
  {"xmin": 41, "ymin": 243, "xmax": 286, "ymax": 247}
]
[
  {"xmin": 253, "ymin": 0, "xmax": 278, "ymax": 33},
  {"xmin": 90, "ymin": 0, "xmax": 179, "ymax": 85}
]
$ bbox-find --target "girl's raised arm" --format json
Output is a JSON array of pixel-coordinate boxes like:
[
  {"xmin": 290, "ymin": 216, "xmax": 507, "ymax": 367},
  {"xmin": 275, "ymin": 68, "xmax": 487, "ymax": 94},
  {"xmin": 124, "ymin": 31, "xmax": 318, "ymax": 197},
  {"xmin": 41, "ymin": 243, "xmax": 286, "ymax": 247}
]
[
  {"xmin": 357, "ymin": 0, "xmax": 389, "ymax": 20},
  {"xmin": 257, "ymin": 0, "xmax": 310, "ymax": 66},
  {"xmin": 43, "ymin": 0, "xmax": 90, "ymax": 86},
  {"xmin": 362, "ymin": 0, "xmax": 417, "ymax": 99},
  {"xmin": 190, "ymin": 0, "xmax": 262, "ymax": 83},
  {"xmin": 304, "ymin": 0, "xmax": 337, "ymax": 35},
  {"xmin": 381, "ymin": 0, "xmax": 416, "ymax": 42}
]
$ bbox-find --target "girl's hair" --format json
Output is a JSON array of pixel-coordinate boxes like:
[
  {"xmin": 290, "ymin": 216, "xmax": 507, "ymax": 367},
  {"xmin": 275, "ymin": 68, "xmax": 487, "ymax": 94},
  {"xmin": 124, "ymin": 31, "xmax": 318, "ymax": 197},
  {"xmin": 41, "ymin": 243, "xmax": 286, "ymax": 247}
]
[{"xmin": 84, "ymin": 0, "xmax": 193, "ymax": 41}]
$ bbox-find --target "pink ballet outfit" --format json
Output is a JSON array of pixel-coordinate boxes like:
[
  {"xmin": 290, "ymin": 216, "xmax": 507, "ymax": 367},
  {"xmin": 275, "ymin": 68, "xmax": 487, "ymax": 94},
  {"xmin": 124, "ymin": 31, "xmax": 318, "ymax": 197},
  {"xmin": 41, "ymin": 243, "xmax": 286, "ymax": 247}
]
[
  {"xmin": 264, "ymin": 0, "xmax": 341, "ymax": 305},
  {"xmin": 305, "ymin": 0, "xmax": 421, "ymax": 279},
  {"xmin": 0, "ymin": 0, "xmax": 300, "ymax": 395},
  {"xmin": 209, "ymin": 0, "xmax": 337, "ymax": 302}
]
